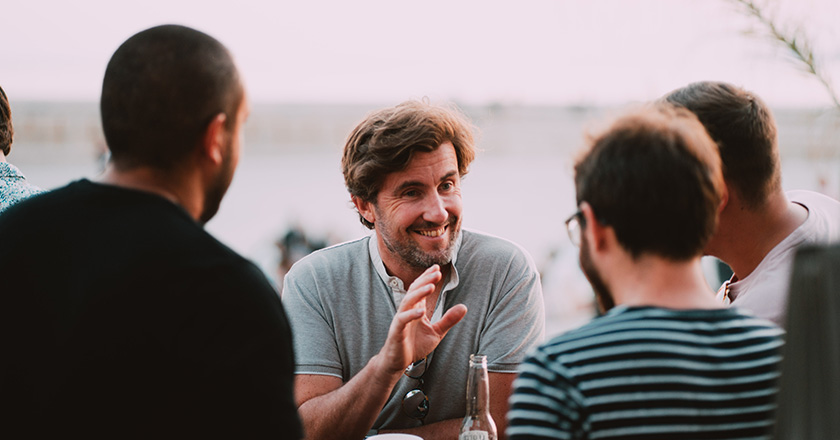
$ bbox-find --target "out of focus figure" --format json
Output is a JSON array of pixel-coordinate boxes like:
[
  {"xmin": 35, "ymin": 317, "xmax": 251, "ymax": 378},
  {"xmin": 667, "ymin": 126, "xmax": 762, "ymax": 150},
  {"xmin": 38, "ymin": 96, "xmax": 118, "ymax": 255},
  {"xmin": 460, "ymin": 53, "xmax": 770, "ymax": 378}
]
[
  {"xmin": 774, "ymin": 244, "xmax": 840, "ymax": 439},
  {"xmin": 0, "ymin": 84, "xmax": 44, "ymax": 213},
  {"xmin": 275, "ymin": 224, "xmax": 329, "ymax": 290}
]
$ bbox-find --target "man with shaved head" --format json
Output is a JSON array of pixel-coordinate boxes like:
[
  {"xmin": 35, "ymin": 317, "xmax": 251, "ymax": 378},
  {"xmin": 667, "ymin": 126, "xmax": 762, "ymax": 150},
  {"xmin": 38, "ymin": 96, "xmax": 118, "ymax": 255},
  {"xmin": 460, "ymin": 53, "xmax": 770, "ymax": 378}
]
[{"xmin": 0, "ymin": 25, "xmax": 301, "ymax": 438}]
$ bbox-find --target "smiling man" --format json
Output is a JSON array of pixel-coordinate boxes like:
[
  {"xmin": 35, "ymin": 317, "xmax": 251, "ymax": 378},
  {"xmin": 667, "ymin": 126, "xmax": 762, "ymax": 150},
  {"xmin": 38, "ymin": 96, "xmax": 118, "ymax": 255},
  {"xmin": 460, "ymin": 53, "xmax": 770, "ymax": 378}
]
[{"xmin": 282, "ymin": 100, "xmax": 545, "ymax": 440}]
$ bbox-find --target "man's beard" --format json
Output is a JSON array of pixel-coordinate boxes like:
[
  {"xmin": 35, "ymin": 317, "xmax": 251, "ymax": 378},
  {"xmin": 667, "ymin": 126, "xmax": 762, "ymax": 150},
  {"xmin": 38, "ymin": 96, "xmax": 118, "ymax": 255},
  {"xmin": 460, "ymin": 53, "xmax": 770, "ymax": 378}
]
[
  {"xmin": 199, "ymin": 140, "xmax": 236, "ymax": 224},
  {"xmin": 376, "ymin": 211, "xmax": 461, "ymax": 269},
  {"xmin": 580, "ymin": 232, "xmax": 615, "ymax": 314}
]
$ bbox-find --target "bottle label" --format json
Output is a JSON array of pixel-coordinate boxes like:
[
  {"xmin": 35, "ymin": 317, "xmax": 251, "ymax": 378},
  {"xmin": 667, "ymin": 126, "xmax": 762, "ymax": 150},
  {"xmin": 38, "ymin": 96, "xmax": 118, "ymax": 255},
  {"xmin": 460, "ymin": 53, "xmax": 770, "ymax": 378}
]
[{"xmin": 459, "ymin": 432, "xmax": 489, "ymax": 440}]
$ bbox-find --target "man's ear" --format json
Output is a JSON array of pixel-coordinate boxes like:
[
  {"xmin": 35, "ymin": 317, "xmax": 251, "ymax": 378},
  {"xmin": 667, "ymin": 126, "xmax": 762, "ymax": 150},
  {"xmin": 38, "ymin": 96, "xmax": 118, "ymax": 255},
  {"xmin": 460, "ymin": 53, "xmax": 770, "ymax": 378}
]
[
  {"xmin": 580, "ymin": 201, "xmax": 608, "ymax": 252},
  {"xmin": 201, "ymin": 113, "xmax": 228, "ymax": 166},
  {"xmin": 718, "ymin": 183, "xmax": 730, "ymax": 215},
  {"xmin": 352, "ymin": 195, "xmax": 375, "ymax": 225}
]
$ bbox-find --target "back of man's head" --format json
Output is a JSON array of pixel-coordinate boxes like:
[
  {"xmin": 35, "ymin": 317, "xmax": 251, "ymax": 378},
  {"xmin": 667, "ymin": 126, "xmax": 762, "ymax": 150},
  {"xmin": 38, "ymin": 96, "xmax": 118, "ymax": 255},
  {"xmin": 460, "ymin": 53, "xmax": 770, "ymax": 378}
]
[
  {"xmin": 0, "ymin": 85, "xmax": 13, "ymax": 156},
  {"xmin": 575, "ymin": 104, "xmax": 725, "ymax": 261},
  {"xmin": 101, "ymin": 24, "xmax": 243, "ymax": 171},
  {"xmin": 663, "ymin": 81, "xmax": 780, "ymax": 210}
]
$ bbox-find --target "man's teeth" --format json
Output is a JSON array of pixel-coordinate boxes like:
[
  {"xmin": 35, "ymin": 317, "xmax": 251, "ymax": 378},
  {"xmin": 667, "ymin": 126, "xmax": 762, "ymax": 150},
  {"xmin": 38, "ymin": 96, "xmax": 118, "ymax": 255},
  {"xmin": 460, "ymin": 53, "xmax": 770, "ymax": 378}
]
[{"xmin": 418, "ymin": 227, "xmax": 446, "ymax": 237}]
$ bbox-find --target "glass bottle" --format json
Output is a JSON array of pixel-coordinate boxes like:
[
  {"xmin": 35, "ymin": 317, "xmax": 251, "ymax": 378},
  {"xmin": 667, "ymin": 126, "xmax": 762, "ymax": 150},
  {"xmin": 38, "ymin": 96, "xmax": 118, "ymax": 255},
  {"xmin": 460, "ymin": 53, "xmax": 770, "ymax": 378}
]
[{"xmin": 459, "ymin": 354, "xmax": 497, "ymax": 440}]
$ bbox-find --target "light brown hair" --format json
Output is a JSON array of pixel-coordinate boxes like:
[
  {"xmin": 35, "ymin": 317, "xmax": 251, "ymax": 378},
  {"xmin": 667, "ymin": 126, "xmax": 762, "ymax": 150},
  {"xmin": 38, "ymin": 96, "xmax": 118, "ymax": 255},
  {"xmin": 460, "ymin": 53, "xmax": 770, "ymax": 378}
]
[{"xmin": 342, "ymin": 100, "xmax": 477, "ymax": 229}]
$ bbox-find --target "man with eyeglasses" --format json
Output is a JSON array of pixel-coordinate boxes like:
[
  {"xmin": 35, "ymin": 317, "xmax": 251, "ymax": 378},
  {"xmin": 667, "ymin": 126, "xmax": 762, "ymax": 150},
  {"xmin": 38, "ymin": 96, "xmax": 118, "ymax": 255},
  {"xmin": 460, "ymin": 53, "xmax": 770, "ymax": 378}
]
[
  {"xmin": 282, "ymin": 100, "xmax": 545, "ymax": 440},
  {"xmin": 508, "ymin": 105, "xmax": 783, "ymax": 440}
]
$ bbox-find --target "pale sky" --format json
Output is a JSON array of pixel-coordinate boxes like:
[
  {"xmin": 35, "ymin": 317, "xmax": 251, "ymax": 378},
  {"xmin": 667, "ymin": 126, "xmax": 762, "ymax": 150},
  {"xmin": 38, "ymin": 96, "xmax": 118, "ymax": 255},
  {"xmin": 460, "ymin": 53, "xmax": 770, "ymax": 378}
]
[{"xmin": 3, "ymin": 0, "xmax": 840, "ymax": 107}]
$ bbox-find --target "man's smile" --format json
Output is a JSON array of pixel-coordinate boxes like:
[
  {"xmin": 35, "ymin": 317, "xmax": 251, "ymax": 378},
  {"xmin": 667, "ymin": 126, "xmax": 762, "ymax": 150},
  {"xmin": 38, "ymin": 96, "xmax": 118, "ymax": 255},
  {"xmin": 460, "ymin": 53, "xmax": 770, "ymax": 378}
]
[{"xmin": 415, "ymin": 225, "xmax": 448, "ymax": 238}]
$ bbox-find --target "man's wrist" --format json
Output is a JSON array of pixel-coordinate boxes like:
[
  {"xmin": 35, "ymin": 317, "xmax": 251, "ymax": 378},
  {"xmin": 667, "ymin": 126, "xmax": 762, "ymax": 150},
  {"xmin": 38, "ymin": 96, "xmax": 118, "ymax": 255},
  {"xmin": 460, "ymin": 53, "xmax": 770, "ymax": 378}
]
[
  {"xmin": 371, "ymin": 352, "xmax": 405, "ymax": 377},
  {"xmin": 369, "ymin": 353, "xmax": 406, "ymax": 389}
]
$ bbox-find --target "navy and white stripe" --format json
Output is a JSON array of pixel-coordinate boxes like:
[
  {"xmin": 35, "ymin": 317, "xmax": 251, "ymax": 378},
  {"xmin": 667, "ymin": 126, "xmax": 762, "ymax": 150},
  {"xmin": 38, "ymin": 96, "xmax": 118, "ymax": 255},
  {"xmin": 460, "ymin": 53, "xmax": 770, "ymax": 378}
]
[{"xmin": 508, "ymin": 306, "xmax": 784, "ymax": 440}]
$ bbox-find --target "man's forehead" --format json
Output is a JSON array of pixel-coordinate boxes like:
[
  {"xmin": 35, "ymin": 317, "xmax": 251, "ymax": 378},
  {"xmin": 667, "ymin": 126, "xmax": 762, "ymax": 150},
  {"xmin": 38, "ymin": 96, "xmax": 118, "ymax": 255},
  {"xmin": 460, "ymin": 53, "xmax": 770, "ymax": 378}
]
[
  {"xmin": 389, "ymin": 169, "xmax": 458, "ymax": 190},
  {"xmin": 387, "ymin": 152, "xmax": 458, "ymax": 182}
]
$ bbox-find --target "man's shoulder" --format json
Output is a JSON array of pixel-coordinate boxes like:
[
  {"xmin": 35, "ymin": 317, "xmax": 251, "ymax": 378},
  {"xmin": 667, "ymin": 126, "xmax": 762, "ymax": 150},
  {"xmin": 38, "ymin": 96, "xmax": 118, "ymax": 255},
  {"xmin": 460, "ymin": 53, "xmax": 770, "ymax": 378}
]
[
  {"xmin": 526, "ymin": 307, "xmax": 782, "ymax": 382},
  {"xmin": 287, "ymin": 235, "xmax": 370, "ymax": 273},
  {"xmin": 536, "ymin": 306, "xmax": 781, "ymax": 356},
  {"xmin": 2, "ymin": 179, "xmax": 132, "ymax": 218},
  {"xmin": 787, "ymin": 189, "xmax": 840, "ymax": 243},
  {"xmin": 537, "ymin": 309, "xmax": 634, "ymax": 352},
  {"xmin": 788, "ymin": 189, "xmax": 840, "ymax": 223},
  {"xmin": 788, "ymin": 189, "xmax": 840, "ymax": 210},
  {"xmin": 0, "ymin": 180, "xmax": 84, "ymax": 232},
  {"xmin": 0, "ymin": 179, "xmax": 253, "ymax": 274}
]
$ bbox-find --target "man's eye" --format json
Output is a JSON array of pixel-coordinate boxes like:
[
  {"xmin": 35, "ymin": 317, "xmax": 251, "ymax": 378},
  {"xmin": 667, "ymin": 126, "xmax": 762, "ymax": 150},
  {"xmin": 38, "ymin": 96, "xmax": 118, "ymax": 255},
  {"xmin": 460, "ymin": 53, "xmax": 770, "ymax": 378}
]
[{"xmin": 440, "ymin": 182, "xmax": 453, "ymax": 191}]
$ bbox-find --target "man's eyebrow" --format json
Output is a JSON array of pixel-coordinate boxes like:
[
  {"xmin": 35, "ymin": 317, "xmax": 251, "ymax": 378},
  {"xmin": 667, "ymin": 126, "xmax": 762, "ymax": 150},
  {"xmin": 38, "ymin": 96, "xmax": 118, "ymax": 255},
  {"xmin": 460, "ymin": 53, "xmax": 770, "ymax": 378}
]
[
  {"xmin": 440, "ymin": 171, "xmax": 458, "ymax": 182},
  {"xmin": 393, "ymin": 180, "xmax": 424, "ymax": 195},
  {"xmin": 392, "ymin": 171, "xmax": 459, "ymax": 195}
]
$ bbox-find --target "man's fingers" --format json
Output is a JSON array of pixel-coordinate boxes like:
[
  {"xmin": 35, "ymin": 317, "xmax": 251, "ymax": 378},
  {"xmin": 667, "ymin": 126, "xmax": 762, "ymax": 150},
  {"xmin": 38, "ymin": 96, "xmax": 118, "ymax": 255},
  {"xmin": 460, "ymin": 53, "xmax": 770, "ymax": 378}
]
[
  {"xmin": 391, "ymin": 307, "xmax": 425, "ymax": 334},
  {"xmin": 432, "ymin": 304, "xmax": 467, "ymax": 335},
  {"xmin": 400, "ymin": 265, "xmax": 441, "ymax": 311},
  {"xmin": 399, "ymin": 283, "xmax": 434, "ymax": 313}
]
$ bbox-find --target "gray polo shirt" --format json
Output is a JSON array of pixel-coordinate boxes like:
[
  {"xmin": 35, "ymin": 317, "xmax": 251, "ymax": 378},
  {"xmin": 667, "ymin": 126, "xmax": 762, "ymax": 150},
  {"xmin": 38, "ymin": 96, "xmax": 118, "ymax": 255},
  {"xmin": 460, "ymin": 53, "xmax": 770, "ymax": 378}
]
[{"xmin": 282, "ymin": 228, "xmax": 545, "ymax": 430}]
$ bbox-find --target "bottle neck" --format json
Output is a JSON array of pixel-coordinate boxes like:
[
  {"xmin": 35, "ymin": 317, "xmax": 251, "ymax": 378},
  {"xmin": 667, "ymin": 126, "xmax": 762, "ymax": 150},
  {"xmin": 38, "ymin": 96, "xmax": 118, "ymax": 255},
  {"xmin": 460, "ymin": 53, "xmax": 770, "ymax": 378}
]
[{"xmin": 465, "ymin": 356, "xmax": 490, "ymax": 416}]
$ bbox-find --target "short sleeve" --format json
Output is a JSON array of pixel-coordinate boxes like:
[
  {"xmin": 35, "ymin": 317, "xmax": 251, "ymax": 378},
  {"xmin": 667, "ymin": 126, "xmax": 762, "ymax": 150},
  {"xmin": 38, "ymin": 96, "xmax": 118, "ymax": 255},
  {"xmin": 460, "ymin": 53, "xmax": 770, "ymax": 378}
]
[
  {"xmin": 479, "ymin": 250, "xmax": 545, "ymax": 373},
  {"xmin": 282, "ymin": 261, "xmax": 344, "ymax": 378}
]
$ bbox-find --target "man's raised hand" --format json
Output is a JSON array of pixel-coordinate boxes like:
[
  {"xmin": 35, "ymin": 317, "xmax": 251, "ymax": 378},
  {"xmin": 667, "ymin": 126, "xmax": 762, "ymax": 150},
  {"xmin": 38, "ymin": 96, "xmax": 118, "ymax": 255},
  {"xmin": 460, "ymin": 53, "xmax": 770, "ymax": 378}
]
[{"xmin": 380, "ymin": 265, "xmax": 467, "ymax": 375}]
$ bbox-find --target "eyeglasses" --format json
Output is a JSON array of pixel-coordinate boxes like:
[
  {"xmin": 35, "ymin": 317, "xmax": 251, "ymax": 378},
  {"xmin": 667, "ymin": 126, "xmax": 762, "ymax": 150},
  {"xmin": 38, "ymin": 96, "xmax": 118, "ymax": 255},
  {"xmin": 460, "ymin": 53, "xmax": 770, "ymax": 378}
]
[
  {"xmin": 565, "ymin": 210, "xmax": 583, "ymax": 247},
  {"xmin": 402, "ymin": 356, "xmax": 429, "ymax": 422}
]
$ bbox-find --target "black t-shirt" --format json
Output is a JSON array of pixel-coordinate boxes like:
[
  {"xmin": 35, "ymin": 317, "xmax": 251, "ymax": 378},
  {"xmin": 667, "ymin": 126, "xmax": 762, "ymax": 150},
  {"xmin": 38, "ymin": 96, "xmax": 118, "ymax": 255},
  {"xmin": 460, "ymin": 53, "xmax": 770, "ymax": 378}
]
[{"xmin": 0, "ymin": 180, "xmax": 302, "ymax": 439}]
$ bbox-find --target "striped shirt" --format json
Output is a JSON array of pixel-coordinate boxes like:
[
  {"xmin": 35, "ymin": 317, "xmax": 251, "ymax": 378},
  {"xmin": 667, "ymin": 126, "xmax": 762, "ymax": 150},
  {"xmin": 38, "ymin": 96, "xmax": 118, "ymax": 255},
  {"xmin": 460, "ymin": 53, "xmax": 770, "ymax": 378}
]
[{"xmin": 508, "ymin": 306, "xmax": 784, "ymax": 440}]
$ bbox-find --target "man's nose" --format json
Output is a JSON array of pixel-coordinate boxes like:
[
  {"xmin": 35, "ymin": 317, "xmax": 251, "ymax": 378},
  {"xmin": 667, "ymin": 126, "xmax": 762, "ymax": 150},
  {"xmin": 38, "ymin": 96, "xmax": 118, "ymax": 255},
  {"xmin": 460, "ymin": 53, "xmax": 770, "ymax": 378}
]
[{"xmin": 422, "ymin": 192, "xmax": 448, "ymax": 223}]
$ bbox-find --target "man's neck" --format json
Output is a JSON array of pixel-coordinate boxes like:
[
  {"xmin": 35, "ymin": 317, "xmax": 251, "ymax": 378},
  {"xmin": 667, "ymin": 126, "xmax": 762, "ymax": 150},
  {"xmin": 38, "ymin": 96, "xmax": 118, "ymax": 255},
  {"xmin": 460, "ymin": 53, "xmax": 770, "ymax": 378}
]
[
  {"xmin": 711, "ymin": 191, "xmax": 807, "ymax": 281},
  {"xmin": 378, "ymin": 250, "xmax": 450, "ymax": 318},
  {"xmin": 609, "ymin": 255, "xmax": 722, "ymax": 310},
  {"xmin": 383, "ymin": 257, "xmax": 451, "ymax": 293},
  {"xmin": 99, "ymin": 162, "xmax": 203, "ymax": 222}
]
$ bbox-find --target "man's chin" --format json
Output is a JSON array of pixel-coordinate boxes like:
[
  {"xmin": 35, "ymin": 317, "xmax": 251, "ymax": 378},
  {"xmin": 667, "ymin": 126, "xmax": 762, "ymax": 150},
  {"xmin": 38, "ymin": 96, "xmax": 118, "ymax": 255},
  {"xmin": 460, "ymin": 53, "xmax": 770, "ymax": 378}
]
[
  {"xmin": 405, "ymin": 244, "xmax": 454, "ymax": 268},
  {"xmin": 411, "ymin": 252, "xmax": 452, "ymax": 269},
  {"xmin": 420, "ymin": 240, "xmax": 456, "ymax": 262},
  {"xmin": 403, "ymin": 227, "xmax": 459, "ymax": 268}
]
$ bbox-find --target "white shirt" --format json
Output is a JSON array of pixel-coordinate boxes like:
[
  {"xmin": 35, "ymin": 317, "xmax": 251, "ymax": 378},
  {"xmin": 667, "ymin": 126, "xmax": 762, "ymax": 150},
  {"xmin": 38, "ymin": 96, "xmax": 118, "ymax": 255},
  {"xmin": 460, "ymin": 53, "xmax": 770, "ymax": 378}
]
[{"xmin": 716, "ymin": 190, "xmax": 840, "ymax": 326}]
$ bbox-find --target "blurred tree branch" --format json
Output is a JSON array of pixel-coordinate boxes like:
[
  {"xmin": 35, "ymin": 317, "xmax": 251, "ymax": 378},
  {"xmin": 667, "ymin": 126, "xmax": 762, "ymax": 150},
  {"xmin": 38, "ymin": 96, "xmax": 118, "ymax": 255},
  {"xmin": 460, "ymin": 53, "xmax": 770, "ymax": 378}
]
[{"xmin": 729, "ymin": 0, "xmax": 840, "ymax": 109}]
